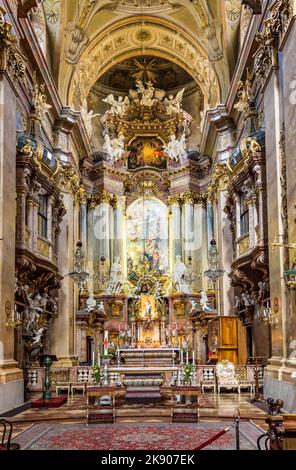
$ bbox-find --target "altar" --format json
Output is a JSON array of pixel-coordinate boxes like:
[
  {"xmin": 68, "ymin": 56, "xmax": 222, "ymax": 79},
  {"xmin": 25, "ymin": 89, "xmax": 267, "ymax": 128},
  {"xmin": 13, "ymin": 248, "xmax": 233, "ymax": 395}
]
[{"xmin": 118, "ymin": 348, "xmax": 180, "ymax": 367}]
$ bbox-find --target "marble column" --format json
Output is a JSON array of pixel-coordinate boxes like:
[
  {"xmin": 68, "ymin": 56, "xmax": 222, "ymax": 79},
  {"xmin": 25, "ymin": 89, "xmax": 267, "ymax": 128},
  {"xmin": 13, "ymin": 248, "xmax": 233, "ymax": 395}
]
[
  {"xmin": 170, "ymin": 198, "xmax": 182, "ymax": 271},
  {"xmin": 0, "ymin": 71, "xmax": 23, "ymax": 412},
  {"xmin": 52, "ymin": 190, "xmax": 77, "ymax": 365},
  {"xmin": 215, "ymin": 189, "xmax": 233, "ymax": 315},
  {"xmin": 113, "ymin": 197, "xmax": 124, "ymax": 262},
  {"xmin": 195, "ymin": 198, "xmax": 208, "ymax": 291},
  {"xmin": 263, "ymin": 53, "xmax": 287, "ymax": 373}
]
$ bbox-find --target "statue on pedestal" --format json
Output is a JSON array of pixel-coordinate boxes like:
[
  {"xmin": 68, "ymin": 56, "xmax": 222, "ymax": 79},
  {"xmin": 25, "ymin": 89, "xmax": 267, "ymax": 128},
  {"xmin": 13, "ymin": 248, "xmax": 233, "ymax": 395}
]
[
  {"xmin": 172, "ymin": 256, "xmax": 192, "ymax": 294},
  {"xmin": 106, "ymin": 257, "xmax": 124, "ymax": 294}
]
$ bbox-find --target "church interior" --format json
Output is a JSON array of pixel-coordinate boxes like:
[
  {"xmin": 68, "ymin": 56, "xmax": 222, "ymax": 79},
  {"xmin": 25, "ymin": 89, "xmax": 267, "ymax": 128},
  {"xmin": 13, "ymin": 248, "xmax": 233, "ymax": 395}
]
[{"xmin": 1, "ymin": 0, "xmax": 296, "ymax": 453}]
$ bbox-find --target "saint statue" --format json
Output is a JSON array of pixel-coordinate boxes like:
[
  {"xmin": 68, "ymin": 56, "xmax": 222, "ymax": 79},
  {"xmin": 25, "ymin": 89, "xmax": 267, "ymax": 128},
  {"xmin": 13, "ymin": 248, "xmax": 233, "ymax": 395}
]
[
  {"xmin": 144, "ymin": 299, "xmax": 152, "ymax": 319},
  {"xmin": 172, "ymin": 255, "xmax": 192, "ymax": 294},
  {"xmin": 106, "ymin": 257, "xmax": 124, "ymax": 294}
]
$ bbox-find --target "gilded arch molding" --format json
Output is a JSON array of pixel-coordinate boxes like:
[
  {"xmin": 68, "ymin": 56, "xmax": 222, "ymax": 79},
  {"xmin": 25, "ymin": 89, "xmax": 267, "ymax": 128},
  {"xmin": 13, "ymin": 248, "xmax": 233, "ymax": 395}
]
[{"xmin": 65, "ymin": 16, "xmax": 222, "ymax": 110}]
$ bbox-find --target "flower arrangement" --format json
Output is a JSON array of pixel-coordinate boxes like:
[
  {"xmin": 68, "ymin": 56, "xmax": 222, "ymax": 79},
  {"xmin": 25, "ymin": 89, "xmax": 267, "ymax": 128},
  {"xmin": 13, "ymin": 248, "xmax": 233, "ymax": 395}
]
[
  {"xmin": 92, "ymin": 364, "xmax": 101, "ymax": 384},
  {"xmin": 183, "ymin": 362, "xmax": 194, "ymax": 385}
]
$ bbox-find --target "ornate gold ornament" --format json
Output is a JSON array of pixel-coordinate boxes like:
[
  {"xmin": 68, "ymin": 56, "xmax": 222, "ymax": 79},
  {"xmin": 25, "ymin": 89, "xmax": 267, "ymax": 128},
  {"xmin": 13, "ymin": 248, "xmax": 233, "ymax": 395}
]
[
  {"xmin": 238, "ymin": 235, "xmax": 250, "ymax": 256},
  {"xmin": 207, "ymin": 163, "xmax": 231, "ymax": 201},
  {"xmin": 234, "ymin": 70, "xmax": 253, "ymax": 117},
  {"xmin": 254, "ymin": 0, "xmax": 293, "ymax": 84},
  {"xmin": 0, "ymin": 7, "xmax": 26, "ymax": 81},
  {"xmin": 31, "ymin": 72, "xmax": 52, "ymax": 121},
  {"xmin": 132, "ymin": 58, "xmax": 157, "ymax": 83},
  {"xmin": 37, "ymin": 238, "xmax": 50, "ymax": 258}
]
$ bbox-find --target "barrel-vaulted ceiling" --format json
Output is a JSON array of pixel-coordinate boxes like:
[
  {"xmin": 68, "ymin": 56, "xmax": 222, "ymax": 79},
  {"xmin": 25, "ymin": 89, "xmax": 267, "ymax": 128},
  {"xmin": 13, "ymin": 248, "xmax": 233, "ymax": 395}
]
[{"xmin": 32, "ymin": 0, "xmax": 244, "ymax": 109}]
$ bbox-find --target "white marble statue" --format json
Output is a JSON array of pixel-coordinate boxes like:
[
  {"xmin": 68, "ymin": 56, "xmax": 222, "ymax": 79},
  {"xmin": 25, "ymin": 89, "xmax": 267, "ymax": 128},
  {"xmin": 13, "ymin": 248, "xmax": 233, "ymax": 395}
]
[
  {"xmin": 164, "ymin": 88, "xmax": 185, "ymax": 115},
  {"xmin": 32, "ymin": 327, "xmax": 45, "ymax": 345},
  {"xmin": 103, "ymin": 133, "xmax": 125, "ymax": 162},
  {"xmin": 97, "ymin": 301, "xmax": 106, "ymax": 316},
  {"xmin": 163, "ymin": 133, "xmax": 187, "ymax": 162},
  {"xmin": 106, "ymin": 257, "xmax": 124, "ymax": 294},
  {"xmin": 172, "ymin": 255, "xmax": 192, "ymax": 294},
  {"xmin": 129, "ymin": 81, "xmax": 165, "ymax": 107},
  {"xmin": 200, "ymin": 291, "xmax": 213, "ymax": 313},
  {"xmin": 81, "ymin": 98, "xmax": 100, "ymax": 138},
  {"xmin": 102, "ymin": 94, "xmax": 130, "ymax": 118},
  {"xmin": 86, "ymin": 292, "xmax": 97, "ymax": 312}
]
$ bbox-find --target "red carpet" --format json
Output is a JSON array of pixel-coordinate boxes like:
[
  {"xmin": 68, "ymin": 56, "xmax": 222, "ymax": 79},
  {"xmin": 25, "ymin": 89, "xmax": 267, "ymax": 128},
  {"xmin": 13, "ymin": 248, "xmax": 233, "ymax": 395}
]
[
  {"xmin": 14, "ymin": 422, "xmax": 261, "ymax": 450},
  {"xmin": 31, "ymin": 397, "xmax": 67, "ymax": 408}
]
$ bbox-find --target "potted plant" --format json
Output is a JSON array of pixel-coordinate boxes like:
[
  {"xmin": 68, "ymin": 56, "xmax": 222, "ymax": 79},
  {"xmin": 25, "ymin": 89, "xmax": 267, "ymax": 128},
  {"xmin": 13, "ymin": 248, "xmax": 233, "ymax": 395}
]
[{"xmin": 92, "ymin": 364, "xmax": 101, "ymax": 385}]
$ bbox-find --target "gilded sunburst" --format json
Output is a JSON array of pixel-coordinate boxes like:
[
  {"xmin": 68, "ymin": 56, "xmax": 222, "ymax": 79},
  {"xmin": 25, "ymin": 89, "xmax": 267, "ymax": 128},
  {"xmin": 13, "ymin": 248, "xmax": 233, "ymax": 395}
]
[{"xmin": 132, "ymin": 58, "xmax": 157, "ymax": 83}]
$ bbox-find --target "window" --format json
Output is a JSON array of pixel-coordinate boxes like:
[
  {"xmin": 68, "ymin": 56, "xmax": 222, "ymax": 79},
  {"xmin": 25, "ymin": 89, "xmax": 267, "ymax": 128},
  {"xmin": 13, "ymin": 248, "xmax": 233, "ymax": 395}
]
[
  {"xmin": 240, "ymin": 193, "xmax": 249, "ymax": 236},
  {"xmin": 38, "ymin": 195, "xmax": 48, "ymax": 238}
]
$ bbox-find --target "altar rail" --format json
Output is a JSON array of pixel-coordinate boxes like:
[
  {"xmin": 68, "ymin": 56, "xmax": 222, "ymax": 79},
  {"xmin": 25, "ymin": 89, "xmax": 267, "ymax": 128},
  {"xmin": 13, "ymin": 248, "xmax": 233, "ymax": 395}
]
[{"xmin": 24, "ymin": 364, "xmax": 265, "ymax": 396}]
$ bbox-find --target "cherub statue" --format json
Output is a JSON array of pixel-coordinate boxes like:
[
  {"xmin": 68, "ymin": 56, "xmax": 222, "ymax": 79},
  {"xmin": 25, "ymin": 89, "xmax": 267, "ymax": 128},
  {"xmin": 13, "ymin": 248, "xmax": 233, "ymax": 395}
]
[
  {"xmin": 32, "ymin": 327, "xmax": 45, "ymax": 345},
  {"xmin": 200, "ymin": 291, "xmax": 213, "ymax": 313},
  {"xmin": 164, "ymin": 88, "xmax": 185, "ymax": 115},
  {"xmin": 102, "ymin": 94, "xmax": 130, "ymax": 118}
]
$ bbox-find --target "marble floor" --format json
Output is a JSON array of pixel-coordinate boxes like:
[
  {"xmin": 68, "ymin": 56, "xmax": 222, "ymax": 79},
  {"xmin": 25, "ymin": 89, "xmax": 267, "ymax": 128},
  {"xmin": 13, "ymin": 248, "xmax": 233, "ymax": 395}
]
[{"xmin": 3, "ymin": 392, "xmax": 268, "ymax": 442}]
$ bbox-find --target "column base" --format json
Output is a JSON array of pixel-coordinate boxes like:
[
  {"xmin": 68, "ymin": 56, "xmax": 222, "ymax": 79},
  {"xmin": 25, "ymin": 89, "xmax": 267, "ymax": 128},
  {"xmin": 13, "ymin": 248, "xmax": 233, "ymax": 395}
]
[
  {"xmin": 53, "ymin": 356, "xmax": 78, "ymax": 367},
  {"xmin": 0, "ymin": 362, "xmax": 24, "ymax": 414},
  {"xmin": 0, "ymin": 360, "xmax": 23, "ymax": 383},
  {"xmin": 264, "ymin": 360, "xmax": 296, "ymax": 412}
]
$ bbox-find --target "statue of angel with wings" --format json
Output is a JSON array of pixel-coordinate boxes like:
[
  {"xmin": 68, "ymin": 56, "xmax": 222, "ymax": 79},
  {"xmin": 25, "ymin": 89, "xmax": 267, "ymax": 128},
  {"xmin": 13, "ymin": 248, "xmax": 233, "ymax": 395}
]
[
  {"xmin": 164, "ymin": 88, "xmax": 185, "ymax": 115},
  {"xmin": 103, "ymin": 133, "xmax": 125, "ymax": 162},
  {"xmin": 102, "ymin": 94, "xmax": 130, "ymax": 118}
]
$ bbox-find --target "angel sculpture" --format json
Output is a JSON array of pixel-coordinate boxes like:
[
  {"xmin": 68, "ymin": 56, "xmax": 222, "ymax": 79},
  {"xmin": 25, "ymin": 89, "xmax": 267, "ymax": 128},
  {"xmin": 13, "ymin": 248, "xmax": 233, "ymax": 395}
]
[
  {"xmin": 32, "ymin": 327, "xmax": 45, "ymax": 345},
  {"xmin": 103, "ymin": 133, "xmax": 125, "ymax": 162},
  {"xmin": 200, "ymin": 291, "xmax": 214, "ymax": 313},
  {"xmin": 164, "ymin": 88, "xmax": 185, "ymax": 115},
  {"xmin": 102, "ymin": 94, "xmax": 130, "ymax": 118},
  {"xmin": 163, "ymin": 133, "xmax": 187, "ymax": 163},
  {"xmin": 80, "ymin": 98, "xmax": 100, "ymax": 138}
]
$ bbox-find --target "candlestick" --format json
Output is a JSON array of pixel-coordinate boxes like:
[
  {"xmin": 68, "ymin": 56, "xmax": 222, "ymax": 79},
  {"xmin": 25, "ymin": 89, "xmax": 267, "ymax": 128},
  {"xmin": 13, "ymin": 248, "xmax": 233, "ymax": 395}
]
[
  {"xmin": 97, "ymin": 352, "xmax": 101, "ymax": 367},
  {"xmin": 192, "ymin": 349, "xmax": 195, "ymax": 365},
  {"xmin": 186, "ymin": 350, "xmax": 189, "ymax": 364},
  {"xmin": 92, "ymin": 351, "xmax": 95, "ymax": 365}
]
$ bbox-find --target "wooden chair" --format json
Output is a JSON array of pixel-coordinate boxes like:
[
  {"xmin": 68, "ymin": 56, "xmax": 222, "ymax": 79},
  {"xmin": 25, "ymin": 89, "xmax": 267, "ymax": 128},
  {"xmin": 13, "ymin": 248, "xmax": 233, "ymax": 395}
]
[
  {"xmin": 86, "ymin": 386, "xmax": 116, "ymax": 424},
  {"xmin": 0, "ymin": 419, "xmax": 20, "ymax": 451},
  {"xmin": 171, "ymin": 385, "xmax": 200, "ymax": 423}
]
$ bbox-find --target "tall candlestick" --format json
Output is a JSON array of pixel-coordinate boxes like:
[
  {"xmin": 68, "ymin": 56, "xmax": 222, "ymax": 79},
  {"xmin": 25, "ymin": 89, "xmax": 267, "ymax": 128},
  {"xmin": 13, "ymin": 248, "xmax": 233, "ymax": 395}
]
[
  {"xmin": 186, "ymin": 350, "xmax": 189, "ymax": 364},
  {"xmin": 192, "ymin": 349, "xmax": 195, "ymax": 365},
  {"xmin": 92, "ymin": 351, "xmax": 95, "ymax": 365}
]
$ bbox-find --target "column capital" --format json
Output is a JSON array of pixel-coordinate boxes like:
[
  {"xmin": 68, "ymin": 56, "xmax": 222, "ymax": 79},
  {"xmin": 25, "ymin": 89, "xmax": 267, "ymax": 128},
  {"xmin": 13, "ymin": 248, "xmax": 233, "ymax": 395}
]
[{"xmin": 0, "ymin": 7, "xmax": 26, "ymax": 83}]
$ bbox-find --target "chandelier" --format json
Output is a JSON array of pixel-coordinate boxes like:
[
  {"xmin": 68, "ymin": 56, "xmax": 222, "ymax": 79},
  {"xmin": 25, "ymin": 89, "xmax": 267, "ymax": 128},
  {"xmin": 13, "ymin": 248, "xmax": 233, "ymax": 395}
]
[
  {"xmin": 68, "ymin": 241, "xmax": 89, "ymax": 292},
  {"xmin": 6, "ymin": 306, "xmax": 22, "ymax": 329},
  {"xmin": 204, "ymin": 239, "xmax": 224, "ymax": 287}
]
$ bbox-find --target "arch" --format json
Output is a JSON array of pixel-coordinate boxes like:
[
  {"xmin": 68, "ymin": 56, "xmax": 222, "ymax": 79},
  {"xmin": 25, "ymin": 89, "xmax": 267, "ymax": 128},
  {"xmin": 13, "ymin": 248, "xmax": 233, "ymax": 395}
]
[{"xmin": 64, "ymin": 16, "xmax": 221, "ymax": 110}]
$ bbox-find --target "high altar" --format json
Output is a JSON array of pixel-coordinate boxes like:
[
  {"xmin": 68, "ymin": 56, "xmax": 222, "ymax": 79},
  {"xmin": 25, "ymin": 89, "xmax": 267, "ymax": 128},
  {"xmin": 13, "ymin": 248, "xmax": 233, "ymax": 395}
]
[{"xmin": 76, "ymin": 79, "xmax": 219, "ymax": 365}]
